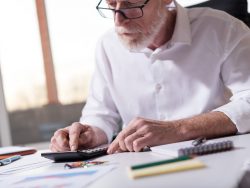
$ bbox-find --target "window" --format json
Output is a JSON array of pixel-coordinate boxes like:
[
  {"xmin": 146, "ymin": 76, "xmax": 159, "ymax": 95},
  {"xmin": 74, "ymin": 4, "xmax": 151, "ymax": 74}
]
[
  {"xmin": 0, "ymin": 0, "xmax": 46, "ymax": 111},
  {"xmin": 0, "ymin": 0, "xmax": 112, "ymax": 145},
  {"xmin": 45, "ymin": 0, "xmax": 112, "ymax": 104}
]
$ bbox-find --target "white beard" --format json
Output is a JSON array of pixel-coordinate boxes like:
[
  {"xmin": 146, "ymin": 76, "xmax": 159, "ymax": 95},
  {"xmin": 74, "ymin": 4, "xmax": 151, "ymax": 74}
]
[{"xmin": 115, "ymin": 9, "xmax": 167, "ymax": 51}]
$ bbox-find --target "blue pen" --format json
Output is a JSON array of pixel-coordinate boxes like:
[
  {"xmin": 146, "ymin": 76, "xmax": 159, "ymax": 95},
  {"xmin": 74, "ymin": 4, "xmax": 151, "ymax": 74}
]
[{"xmin": 0, "ymin": 155, "xmax": 21, "ymax": 166}]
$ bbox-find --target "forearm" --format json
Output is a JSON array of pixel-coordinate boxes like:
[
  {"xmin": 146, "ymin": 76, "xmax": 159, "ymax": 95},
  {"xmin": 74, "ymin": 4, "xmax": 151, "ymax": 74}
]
[
  {"xmin": 107, "ymin": 112, "xmax": 238, "ymax": 153},
  {"xmin": 175, "ymin": 111, "xmax": 238, "ymax": 141}
]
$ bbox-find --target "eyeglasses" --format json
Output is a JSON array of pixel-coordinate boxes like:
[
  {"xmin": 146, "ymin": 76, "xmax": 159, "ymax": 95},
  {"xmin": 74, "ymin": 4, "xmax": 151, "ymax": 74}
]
[{"xmin": 96, "ymin": 0, "xmax": 150, "ymax": 19}]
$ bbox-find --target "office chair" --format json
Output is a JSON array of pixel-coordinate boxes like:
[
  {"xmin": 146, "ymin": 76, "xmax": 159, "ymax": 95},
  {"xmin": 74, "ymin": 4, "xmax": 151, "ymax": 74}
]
[{"xmin": 188, "ymin": 0, "xmax": 250, "ymax": 27}]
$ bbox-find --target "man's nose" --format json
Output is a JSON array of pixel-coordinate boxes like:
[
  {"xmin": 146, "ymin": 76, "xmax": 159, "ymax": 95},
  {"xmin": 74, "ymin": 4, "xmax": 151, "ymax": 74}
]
[{"xmin": 114, "ymin": 11, "xmax": 127, "ymax": 26}]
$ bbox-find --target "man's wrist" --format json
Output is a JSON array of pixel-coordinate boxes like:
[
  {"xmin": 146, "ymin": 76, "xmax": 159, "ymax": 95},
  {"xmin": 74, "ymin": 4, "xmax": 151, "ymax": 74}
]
[
  {"xmin": 92, "ymin": 126, "xmax": 109, "ymax": 147},
  {"xmin": 167, "ymin": 120, "xmax": 191, "ymax": 142}
]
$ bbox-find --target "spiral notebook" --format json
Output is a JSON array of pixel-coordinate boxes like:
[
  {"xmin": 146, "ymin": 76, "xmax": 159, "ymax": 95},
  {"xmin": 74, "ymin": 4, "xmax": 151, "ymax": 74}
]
[{"xmin": 151, "ymin": 139, "xmax": 234, "ymax": 157}]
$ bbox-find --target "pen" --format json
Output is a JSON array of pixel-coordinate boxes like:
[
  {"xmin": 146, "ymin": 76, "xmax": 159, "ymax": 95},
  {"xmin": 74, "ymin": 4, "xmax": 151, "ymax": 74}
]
[
  {"xmin": 192, "ymin": 137, "xmax": 207, "ymax": 146},
  {"xmin": 0, "ymin": 155, "xmax": 21, "ymax": 166},
  {"xmin": 130, "ymin": 155, "xmax": 192, "ymax": 170}
]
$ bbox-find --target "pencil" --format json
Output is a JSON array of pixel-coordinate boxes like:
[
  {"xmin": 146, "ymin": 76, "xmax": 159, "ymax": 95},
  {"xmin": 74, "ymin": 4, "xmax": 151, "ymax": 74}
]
[
  {"xmin": 128, "ymin": 159, "xmax": 205, "ymax": 179},
  {"xmin": 131, "ymin": 155, "xmax": 192, "ymax": 170}
]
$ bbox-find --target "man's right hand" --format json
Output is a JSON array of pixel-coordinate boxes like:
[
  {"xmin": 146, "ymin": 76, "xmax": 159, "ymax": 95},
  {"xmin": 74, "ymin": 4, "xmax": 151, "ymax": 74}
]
[{"xmin": 49, "ymin": 122, "xmax": 108, "ymax": 152}]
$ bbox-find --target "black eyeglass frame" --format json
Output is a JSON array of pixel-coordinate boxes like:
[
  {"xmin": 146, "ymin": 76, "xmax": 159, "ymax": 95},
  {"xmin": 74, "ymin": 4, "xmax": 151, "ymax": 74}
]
[{"xmin": 96, "ymin": 0, "xmax": 151, "ymax": 19}]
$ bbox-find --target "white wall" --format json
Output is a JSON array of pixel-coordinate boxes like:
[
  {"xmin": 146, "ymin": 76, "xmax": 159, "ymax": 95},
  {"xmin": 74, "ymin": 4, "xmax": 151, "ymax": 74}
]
[{"xmin": 178, "ymin": 0, "xmax": 208, "ymax": 7}]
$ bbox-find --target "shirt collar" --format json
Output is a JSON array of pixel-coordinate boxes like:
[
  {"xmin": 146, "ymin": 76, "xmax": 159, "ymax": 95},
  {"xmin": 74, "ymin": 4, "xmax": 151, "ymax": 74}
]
[
  {"xmin": 130, "ymin": 1, "xmax": 192, "ymax": 55},
  {"xmin": 170, "ymin": 1, "xmax": 192, "ymax": 45}
]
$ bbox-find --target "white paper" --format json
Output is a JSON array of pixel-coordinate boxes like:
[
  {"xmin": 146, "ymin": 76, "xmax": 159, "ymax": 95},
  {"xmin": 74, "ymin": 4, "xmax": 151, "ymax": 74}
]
[
  {"xmin": 0, "ymin": 166, "xmax": 115, "ymax": 188},
  {"xmin": 0, "ymin": 151, "xmax": 52, "ymax": 175}
]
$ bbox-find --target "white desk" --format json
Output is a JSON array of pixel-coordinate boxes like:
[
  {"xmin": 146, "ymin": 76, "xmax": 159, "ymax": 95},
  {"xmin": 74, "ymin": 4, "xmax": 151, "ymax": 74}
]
[{"xmin": 4, "ymin": 134, "xmax": 250, "ymax": 188}]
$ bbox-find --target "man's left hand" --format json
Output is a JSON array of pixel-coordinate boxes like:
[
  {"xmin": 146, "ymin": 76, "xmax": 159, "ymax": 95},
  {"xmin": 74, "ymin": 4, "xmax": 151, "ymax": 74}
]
[{"xmin": 107, "ymin": 117, "xmax": 181, "ymax": 154}]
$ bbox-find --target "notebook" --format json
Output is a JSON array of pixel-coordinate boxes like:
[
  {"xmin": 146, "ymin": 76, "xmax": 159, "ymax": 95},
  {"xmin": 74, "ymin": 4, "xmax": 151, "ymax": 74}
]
[{"xmin": 150, "ymin": 139, "xmax": 233, "ymax": 157}]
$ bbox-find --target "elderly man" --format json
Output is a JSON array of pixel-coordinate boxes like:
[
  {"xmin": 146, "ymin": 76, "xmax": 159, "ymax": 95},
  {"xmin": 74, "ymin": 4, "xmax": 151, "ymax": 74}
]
[{"xmin": 50, "ymin": 0, "xmax": 250, "ymax": 154}]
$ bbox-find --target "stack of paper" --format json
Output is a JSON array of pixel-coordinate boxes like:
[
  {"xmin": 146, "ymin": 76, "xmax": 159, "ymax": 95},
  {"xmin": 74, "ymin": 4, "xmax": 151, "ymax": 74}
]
[{"xmin": 0, "ymin": 152, "xmax": 52, "ymax": 175}]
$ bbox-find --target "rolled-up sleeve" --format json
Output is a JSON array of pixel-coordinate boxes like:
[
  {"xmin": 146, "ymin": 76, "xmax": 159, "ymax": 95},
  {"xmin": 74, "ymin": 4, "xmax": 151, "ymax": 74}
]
[{"xmin": 213, "ymin": 22, "xmax": 250, "ymax": 133}]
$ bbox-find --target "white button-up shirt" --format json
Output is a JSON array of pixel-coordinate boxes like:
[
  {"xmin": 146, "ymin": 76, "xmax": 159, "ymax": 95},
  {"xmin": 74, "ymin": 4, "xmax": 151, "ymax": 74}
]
[{"xmin": 80, "ymin": 2, "xmax": 250, "ymax": 143}]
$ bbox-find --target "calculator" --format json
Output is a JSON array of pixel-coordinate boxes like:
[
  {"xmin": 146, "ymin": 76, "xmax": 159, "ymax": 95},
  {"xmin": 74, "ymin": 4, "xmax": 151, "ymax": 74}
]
[{"xmin": 41, "ymin": 145, "xmax": 109, "ymax": 162}]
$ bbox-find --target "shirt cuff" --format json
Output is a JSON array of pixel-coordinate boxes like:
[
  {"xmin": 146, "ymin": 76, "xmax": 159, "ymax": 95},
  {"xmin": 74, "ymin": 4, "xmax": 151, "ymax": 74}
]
[{"xmin": 213, "ymin": 99, "xmax": 250, "ymax": 133}]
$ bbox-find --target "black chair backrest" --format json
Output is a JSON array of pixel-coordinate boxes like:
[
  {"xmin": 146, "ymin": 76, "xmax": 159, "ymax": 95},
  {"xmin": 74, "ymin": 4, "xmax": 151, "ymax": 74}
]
[{"xmin": 188, "ymin": 0, "xmax": 250, "ymax": 27}]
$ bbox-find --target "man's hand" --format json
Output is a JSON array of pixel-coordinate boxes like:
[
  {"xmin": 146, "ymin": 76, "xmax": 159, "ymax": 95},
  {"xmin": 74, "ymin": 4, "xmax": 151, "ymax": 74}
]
[
  {"xmin": 107, "ymin": 112, "xmax": 238, "ymax": 154},
  {"xmin": 49, "ymin": 122, "xmax": 108, "ymax": 152},
  {"xmin": 107, "ymin": 117, "xmax": 181, "ymax": 154}
]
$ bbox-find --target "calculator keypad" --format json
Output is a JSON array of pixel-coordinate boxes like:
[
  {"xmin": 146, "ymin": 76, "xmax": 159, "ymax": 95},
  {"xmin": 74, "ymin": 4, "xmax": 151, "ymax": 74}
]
[{"xmin": 79, "ymin": 145, "xmax": 108, "ymax": 154}]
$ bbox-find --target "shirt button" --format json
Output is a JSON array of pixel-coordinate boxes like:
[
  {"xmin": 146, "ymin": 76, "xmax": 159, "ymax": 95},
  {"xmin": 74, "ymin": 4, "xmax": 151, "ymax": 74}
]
[{"xmin": 155, "ymin": 83, "xmax": 162, "ymax": 92}]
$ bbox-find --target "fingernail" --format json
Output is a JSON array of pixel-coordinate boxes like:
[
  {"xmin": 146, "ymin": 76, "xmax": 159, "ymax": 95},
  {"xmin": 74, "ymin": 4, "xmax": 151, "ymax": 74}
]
[{"xmin": 71, "ymin": 145, "xmax": 77, "ymax": 151}]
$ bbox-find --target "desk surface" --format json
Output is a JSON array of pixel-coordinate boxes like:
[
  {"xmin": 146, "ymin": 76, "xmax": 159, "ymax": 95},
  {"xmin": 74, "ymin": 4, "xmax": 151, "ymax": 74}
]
[{"xmin": 6, "ymin": 134, "xmax": 250, "ymax": 188}]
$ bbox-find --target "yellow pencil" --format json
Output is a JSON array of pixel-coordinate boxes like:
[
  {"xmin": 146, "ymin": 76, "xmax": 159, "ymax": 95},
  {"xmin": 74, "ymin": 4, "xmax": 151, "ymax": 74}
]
[{"xmin": 128, "ymin": 159, "xmax": 206, "ymax": 179}]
